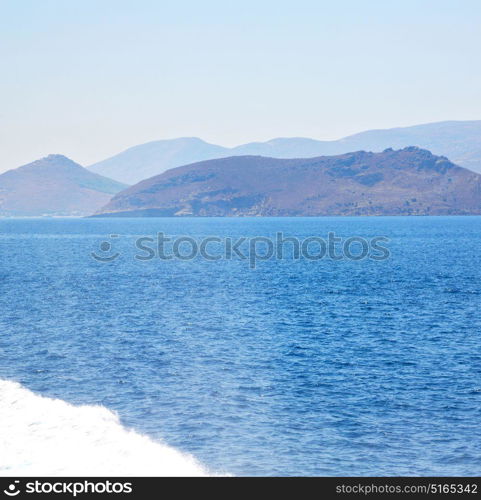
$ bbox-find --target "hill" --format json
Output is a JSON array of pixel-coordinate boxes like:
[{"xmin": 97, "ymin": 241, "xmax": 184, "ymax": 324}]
[
  {"xmin": 0, "ymin": 155, "xmax": 127, "ymax": 216},
  {"xmin": 88, "ymin": 121, "xmax": 481, "ymax": 184},
  {"xmin": 94, "ymin": 147, "xmax": 481, "ymax": 217}
]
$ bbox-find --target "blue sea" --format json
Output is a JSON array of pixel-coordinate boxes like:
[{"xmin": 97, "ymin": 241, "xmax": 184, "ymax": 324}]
[{"xmin": 1, "ymin": 216, "xmax": 481, "ymax": 476}]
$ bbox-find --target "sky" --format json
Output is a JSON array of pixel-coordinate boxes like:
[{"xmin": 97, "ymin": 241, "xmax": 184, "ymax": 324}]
[{"xmin": 1, "ymin": 0, "xmax": 481, "ymax": 172}]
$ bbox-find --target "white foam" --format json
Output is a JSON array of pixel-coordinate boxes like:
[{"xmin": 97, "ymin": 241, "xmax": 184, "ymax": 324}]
[{"xmin": 0, "ymin": 379, "xmax": 212, "ymax": 476}]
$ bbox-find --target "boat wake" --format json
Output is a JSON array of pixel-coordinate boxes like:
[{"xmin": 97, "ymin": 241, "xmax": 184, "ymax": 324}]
[{"xmin": 0, "ymin": 379, "xmax": 211, "ymax": 476}]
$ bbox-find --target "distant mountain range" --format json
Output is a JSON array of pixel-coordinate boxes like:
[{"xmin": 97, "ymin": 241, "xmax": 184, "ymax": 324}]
[
  {"xmin": 88, "ymin": 121, "xmax": 481, "ymax": 184},
  {"xmin": 3, "ymin": 120, "xmax": 481, "ymax": 217},
  {"xmin": 94, "ymin": 147, "xmax": 481, "ymax": 217},
  {"xmin": 0, "ymin": 155, "xmax": 127, "ymax": 216}
]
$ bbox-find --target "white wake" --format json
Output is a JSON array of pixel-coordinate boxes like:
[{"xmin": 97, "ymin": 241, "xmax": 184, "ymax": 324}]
[{"xmin": 0, "ymin": 379, "xmax": 211, "ymax": 476}]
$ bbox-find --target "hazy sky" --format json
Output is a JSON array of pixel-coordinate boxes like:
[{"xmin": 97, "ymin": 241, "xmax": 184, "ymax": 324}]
[{"xmin": 1, "ymin": 0, "xmax": 481, "ymax": 171}]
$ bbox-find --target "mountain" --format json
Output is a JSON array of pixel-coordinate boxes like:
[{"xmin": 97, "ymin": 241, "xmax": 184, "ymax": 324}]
[
  {"xmin": 88, "ymin": 121, "xmax": 481, "ymax": 184},
  {"xmin": 94, "ymin": 147, "xmax": 481, "ymax": 217},
  {"xmin": 89, "ymin": 138, "xmax": 228, "ymax": 185},
  {"xmin": 0, "ymin": 155, "xmax": 127, "ymax": 216}
]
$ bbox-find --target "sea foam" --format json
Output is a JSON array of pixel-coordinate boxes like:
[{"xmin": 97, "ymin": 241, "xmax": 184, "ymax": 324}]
[{"xmin": 0, "ymin": 379, "xmax": 211, "ymax": 476}]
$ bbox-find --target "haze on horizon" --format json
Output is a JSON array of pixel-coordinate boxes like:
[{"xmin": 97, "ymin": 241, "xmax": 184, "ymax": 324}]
[{"xmin": 1, "ymin": 0, "xmax": 481, "ymax": 173}]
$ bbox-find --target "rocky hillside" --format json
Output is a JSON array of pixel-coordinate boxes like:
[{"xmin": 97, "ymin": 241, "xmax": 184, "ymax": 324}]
[
  {"xmin": 94, "ymin": 147, "xmax": 481, "ymax": 217},
  {"xmin": 0, "ymin": 155, "xmax": 127, "ymax": 216}
]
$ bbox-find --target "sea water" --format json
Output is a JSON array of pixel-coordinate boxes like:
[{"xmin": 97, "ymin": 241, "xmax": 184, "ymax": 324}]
[{"xmin": 0, "ymin": 216, "xmax": 480, "ymax": 476}]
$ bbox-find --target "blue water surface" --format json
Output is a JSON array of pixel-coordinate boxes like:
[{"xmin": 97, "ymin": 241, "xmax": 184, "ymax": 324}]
[{"xmin": 0, "ymin": 216, "xmax": 480, "ymax": 476}]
